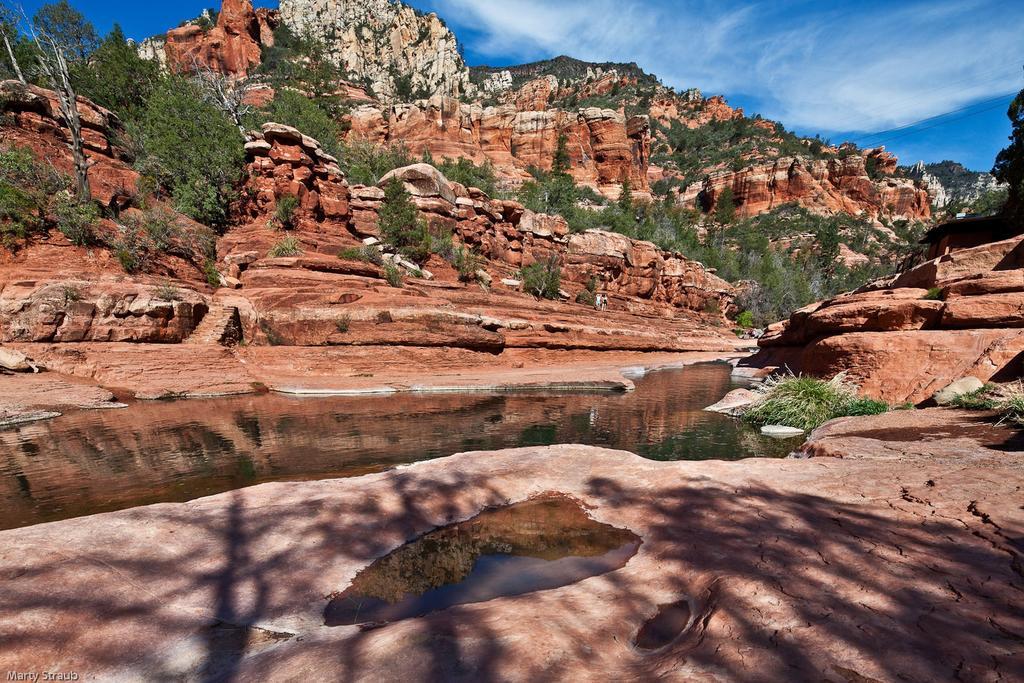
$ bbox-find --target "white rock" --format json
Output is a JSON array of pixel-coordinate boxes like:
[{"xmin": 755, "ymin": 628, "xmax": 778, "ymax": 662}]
[
  {"xmin": 0, "ymin": 347, "xmax": 40, "ymax": 373},
  {"xmin": 500, "ymin": 278, "xmax": 522, "ymax": 288},
  {"xmin": 761, "ymin": 425, "xmax": 806, "ymax": 439},
  {"xmin": 933, "ymin": 376, "xmax": 985, "ymax": 406}
]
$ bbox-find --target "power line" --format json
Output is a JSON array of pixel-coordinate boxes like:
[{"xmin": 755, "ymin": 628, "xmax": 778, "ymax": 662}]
[{"xmin": 850, "ymin": 91, "xmax": 1017, "ymax": 147}]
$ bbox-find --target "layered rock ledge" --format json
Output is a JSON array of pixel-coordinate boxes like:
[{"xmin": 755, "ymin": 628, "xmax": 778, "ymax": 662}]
[
  {"xmin": 742, "ymin": 234, "xmax": 1024, "ymax": 403},
  {"xmin": 0, "ymin": 415, "xmax": 1021, "ymax": 681}
]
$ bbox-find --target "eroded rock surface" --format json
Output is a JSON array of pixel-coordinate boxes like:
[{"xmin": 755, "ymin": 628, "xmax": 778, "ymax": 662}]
[{"xmin": 0, "ymin": 429, "xmax": 1020, "ymax": 681}]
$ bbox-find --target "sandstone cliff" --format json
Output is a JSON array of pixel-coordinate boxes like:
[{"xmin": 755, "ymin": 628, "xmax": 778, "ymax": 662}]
[
  {"xmin": 0, "ymin": 83, "xmax": 736, "ymax": 367},
  {"xmin": 162, "ymin": 0, "xmax": 277, "ymax": 77},
  {"xmin": 347, "ymin": 97, "xmax": 652, "ymax": 197},
  {"xmin": 682, "ymin": 149, "xmax": 932, "ymax": 222}
]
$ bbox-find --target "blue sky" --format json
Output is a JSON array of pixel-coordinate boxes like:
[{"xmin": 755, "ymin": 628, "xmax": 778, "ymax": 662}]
[{"xmin": 17, "ymin": 0, "xmax": 1024, "ymax": 171}]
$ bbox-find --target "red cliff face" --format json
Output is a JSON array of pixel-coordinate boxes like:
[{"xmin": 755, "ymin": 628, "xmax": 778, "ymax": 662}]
[
  {"xmin": 164, "ymin": 0, "xmax": 277, "ymax": 78},
  {"xmin": 347, "ymin": 98, "xmax": 652, "ymax": 199},
  {"xmin": 683, "ymin": 149, "xmax": 931, "ymax": 222}
]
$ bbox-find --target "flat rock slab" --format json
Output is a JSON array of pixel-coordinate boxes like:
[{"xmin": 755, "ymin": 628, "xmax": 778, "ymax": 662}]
[
  {"xmin": 0, "ymin": 417, "xmax": 1022, "ymax": 681},
  {"xmin": 0, "ymin": 374, "xmax": 119, "ymax": 426}
]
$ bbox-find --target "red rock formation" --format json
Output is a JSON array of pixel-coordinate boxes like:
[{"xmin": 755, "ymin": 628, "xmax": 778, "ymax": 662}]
[
  {"xmin": 684, "ymin": 150, "xmax": 931, "ymax": 222},
  {"xmin": 347, "ymin": 98, "xmax": 651, "ymax": 197},
  {"xmin": 742, "ymin": 235, "xmax": 1024, "ymax": 403},
  {"xmin": 164, "ymin": 0, "xmax": 277, "ymax": 78},
  {"xmin": 0, "ymin": 81, "xmax": 138, "ymax": 209}
]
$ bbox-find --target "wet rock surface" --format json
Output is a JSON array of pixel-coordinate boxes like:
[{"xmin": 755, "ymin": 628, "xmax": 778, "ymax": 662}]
[{"xmin": 0, "ymin": 416, "xmax": 1021, "ymax": 681}]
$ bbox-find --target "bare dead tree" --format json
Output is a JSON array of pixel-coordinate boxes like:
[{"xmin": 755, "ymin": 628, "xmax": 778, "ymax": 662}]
[
  {"xmin": 0, "ymin": 4, "xmax": 25, "ymax": 84},
  {"xmin": 189, "ymin": 55, "xmax": 254, "ymax": 135},
  {"xmin": 21, "ymin": 6, "xmax": 91, "ymax": 200}
]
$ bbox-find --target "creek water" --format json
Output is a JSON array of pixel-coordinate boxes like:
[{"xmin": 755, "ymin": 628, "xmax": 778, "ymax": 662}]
[{"xmin": 0, "ymin": 362, "xmax": 790, "ymax": 530}]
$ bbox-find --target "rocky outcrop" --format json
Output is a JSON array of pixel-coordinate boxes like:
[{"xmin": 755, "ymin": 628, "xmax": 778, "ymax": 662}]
[
  {"xmin": 685, "ymin": 149, "xmax": 932, "ymax": 222},
  {"xmin": 347, "ymin": 98, "xmax": 652, "ymax": 197},
  {"xmin": 0, "ymin": 80, "xmax": 138, "ymax": 209},
  {"xmin": 906, "ymin": 160, "xmax": 1006, "ymax": 210},
  {"xmin": 0, "ymin": 280, "xmax": 208, "ymax": 343},
  {"xmin": 1, "ymin": 436, "xmax": 1021, "ymax": 680},
  {"xmin": 742, "ymin": 234, "xmax": 1024, "ymax": 403},
  {"xmin": 278, "ymin": 0, "xmax": 468, "ymax": 101},
  {"xmin": 226, "ymin": 140, "xmax": 734, "ymax": 350},
  {"xmin": 163, "ymin": 0, "xmax": 278, "ymax": 78}
]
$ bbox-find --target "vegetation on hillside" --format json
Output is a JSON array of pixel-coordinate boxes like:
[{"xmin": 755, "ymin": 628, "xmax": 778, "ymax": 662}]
[{"xmin": 993, "ymin": 85, "xmax": 1024, "ymax": 226}]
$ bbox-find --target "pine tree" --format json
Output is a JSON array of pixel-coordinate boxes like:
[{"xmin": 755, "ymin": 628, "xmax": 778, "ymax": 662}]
[
  {"xmin": 618, "ymin": 178, "xmax": 633, "ymax": 213},
  {"xmin": 71, "ymin": 24, "xmax": 158, "ymax": 122},
  {"xmin": 993, "ymin": 85, "xmax": 1024, "ymax": 225},
  {"xmin": 379, "ymin": 177, "xmax": 428, "ymax": 261},
  {"xmin": 552, "ymin": 133, "xmax": 571, "ymax": 176}
]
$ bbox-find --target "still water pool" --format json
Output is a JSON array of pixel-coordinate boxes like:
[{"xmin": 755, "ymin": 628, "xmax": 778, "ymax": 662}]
[{"xmin": 0, "ymin": 362, "xmax": 790, "ymax": 529}]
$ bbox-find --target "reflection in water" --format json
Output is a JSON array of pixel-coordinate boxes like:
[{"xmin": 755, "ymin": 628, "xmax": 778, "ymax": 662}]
[
  {"xmin": 324, "ymin": 494, "xmax": 640, "ymax": 626},
  {"xmin": 0, "ymin": 362, "xmax": 790, "ymax": 529}
]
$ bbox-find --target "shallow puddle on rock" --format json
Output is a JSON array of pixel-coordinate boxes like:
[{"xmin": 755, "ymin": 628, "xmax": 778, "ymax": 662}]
[{"xmin": 324, "ymin": 494, "xmax": 640, "ymax": 626}]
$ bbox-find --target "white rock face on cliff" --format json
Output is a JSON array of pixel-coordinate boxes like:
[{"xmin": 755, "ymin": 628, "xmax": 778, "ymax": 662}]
[
  {"xmin": 906, "ymin": 160, "xmax": 1005, "ymax": 209},
  {"xmin": 278, "ymin": 0, "xmax": 469, "ymax": 101}
]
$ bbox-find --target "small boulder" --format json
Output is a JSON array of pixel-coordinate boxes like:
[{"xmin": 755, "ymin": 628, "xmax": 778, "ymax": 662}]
[
  {"xmin": 932, "ymin": 376, "xmax": 985, "ymax": 406},
  {"xmin": 378, "ymin": 163, "xmax": 457, "ymax": 205},
  {"xmin": 0, "ymin": 347, "xmax": 40, "ymax": 373},
  {"xmin": 703, "ymin": 388, "xmax": 758, "ymax": 416}
]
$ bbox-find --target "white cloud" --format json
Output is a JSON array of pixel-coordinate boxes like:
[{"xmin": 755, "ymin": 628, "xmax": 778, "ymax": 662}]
[{"xmin": 429, "ymin": 0, "xmax": 1024, "ymax": 134}]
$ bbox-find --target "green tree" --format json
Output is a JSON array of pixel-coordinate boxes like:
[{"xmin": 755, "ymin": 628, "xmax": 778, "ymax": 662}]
[
  {"xmin": 993, "ymin": 85, "xmax": 1024, "ymax": 225},
  {"xmin": 135, "ymin": 76, "xmax": 244, "ymax": 228},
  {"xmin": 618, "ymin": 178, "xmax": 633, "ymax": 213},
  {"xmin": 253, "ymin": 89, "xmax": 342, "ymax": 158},
  {"xmin": 378, "ymin": 177, "xmax": 429, "ymax": 261},
  {"xmin": 715, "ymin": 187, "xmax": 736, "ymax": 224},
  {"xmin": 552, "ymin": 132, "xmax": 571, "ymax": 175},
  {"xmin": 71, "ymin": 24, "xmax": 158, "ymax": 121},
  {"xmin": 33, "ymin": 0, "xmax": 97, "ymax": 61}
]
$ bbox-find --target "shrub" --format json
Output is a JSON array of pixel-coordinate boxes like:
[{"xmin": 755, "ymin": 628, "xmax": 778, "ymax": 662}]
[
  {"xmin": 335, "ymin": 315, "xmax": 351, "ymax": 333},
  {"xmin": 743, "ymin": 373, "xmax": 891, "ymax": 432},
  {"xmin": 52, "ymin": 193, "xmax": 98, "ymax": 246},
  {"xmin": 60, "ymin": 284, "xmax": 82, "ymax": 305},
  {"xmin": 259, "ymin": 320, "xmax": 284, "ymax": 346},
  {"xmin": 273, "ymin": 195, "xmax": 300, "ymax": 230},
  {"xmin": 154, "ymin": 281, "xmax": 181, "ymax": 301},
  {"xmin": 203, "ymin": 259, "xmax": 221, "ymax": 287},
  {"xmin": 448, "ymin": 245, "xmax": 481, "ymax": 282},
  {"xmin": 923, "ymin": 287, "xmax": 944, "ymax": 301},
  {"xmin": 736, "ymin": 310, "xmax": 756, "ymax": 329},
  {"xmin": 0, "ymin": 146, "xmax": 63, "ymax": 247},
  {"xmin": 134, "ymin": 76, "xmax": 245, "ymax": 228},
  {"xmin": 949, "ymin": 385, "xmax": 999, "ymax": 410},
  {"xmin": 268, "ymin": 235, "xmax": 302, "ymax": 258},
  {"xmin": 520, "ymin": 255, "xmax": 562, "ymax": 300},
  {"xmin": 383, "ymin": 262, "xmax": 403, "ymax": 288},
  {"xmin": 340, "ymin": 139, "xmax": 413, "ymax": 185},
  {"xmin": 110, "ymin": 222, "xmax": 147, "ymax": 272}
]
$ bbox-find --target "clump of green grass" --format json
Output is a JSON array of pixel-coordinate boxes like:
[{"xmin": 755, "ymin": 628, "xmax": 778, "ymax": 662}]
[
  {"xmin": 949, "ymin": 385, "xmax": 1000, "ymax": 410},
  {"xmin": 268, "ymin": 236, "xmax": 302, "ymax": 258},
  {"xmin": 743, "ymin": 373, "xmax": 891, "ymax": 432},
  {"xmin": 383, "ymin": 262, "xmax": 404, "ymax": 288},
  {"xmin": 998, "ymin": 394, "xmax": 1024, "ymax": 426},
  {"xmin": 339, "ymin": 244, "xmax": 384, "ymax": 266},
  {"xmin": 922, "ymin": 287, "xmax": 944, "ymax": 301}
]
